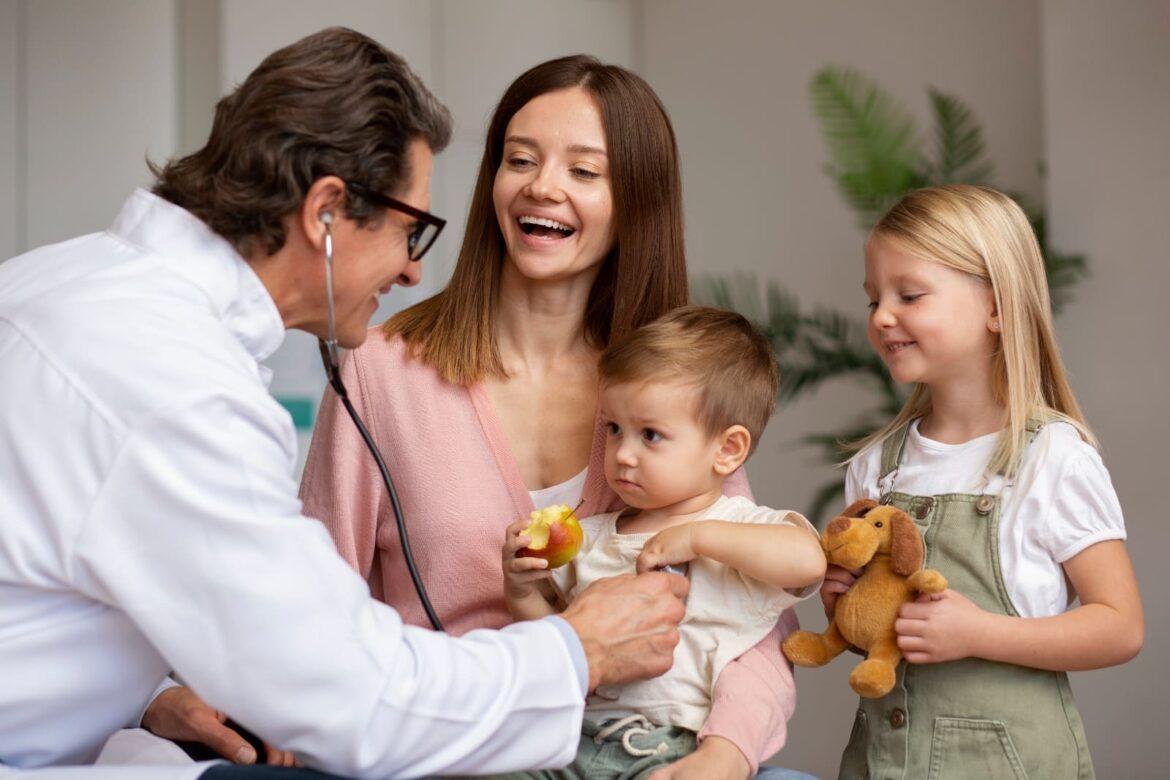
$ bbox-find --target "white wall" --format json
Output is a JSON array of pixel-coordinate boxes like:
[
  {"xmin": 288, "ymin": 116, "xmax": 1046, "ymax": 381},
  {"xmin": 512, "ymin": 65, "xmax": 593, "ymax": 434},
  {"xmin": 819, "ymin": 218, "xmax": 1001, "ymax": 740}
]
[
  {"xmin": 0, "ymin": 0, "xmax": 20, "ymax": 261},
  {"xmin": 22, "ymin": 0, "xmax": 179, "ymax": 249},
  {"xmin": 1, "ymin": 0, "xmax": 179, "ymax": 256},
  {"xmin": 1042, "ymin": 2, "xmax": 1170, "ymax": 777}
]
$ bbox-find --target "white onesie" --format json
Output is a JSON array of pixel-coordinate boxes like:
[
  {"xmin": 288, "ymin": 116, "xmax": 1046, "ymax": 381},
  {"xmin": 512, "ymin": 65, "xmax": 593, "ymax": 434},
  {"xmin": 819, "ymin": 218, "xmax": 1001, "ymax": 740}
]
[{"xmin": 552, "ymin": 494, "xmax": 819, "ymax": 731}]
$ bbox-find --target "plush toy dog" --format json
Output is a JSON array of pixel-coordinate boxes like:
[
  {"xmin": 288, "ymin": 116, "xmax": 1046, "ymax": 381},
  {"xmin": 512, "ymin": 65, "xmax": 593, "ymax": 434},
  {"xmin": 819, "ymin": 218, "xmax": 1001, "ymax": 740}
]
[{"xmin": 782, "ymin": 499, "xmax": 947, "ymax": 698}]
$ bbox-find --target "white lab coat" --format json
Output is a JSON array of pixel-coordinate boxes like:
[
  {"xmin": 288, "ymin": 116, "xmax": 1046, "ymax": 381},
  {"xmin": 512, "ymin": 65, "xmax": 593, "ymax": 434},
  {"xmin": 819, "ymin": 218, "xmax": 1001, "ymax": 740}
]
[{"xmin": 0, "ymin": 190, "xmax": 586, "ymax": 778}]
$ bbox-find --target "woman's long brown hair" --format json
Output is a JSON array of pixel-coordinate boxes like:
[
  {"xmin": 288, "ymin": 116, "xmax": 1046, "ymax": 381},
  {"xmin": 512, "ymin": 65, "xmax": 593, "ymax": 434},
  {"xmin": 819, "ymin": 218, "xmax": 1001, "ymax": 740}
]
[{"xmin": 384, "ymin": 55, "xmax": 688, "ymax": 384}]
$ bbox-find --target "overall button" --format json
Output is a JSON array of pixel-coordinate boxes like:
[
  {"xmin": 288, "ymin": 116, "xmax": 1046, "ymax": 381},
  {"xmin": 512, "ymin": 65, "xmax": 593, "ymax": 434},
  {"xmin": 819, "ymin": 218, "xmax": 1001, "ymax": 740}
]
[
  {"xmin": 915, "ymin": 498, "xmax": 934, "ymax": 520},
  {"xmin": 889, "ymin": 708, "xmax": 906, "ymax": 728},
  {"xmin": 975, "ymin": 495, "xmax": 995, "ymax": 515}
]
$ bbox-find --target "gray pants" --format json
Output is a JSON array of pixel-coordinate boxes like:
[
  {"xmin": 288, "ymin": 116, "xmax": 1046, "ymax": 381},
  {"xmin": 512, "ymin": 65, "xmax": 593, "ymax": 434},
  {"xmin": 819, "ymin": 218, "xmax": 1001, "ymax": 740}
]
[{"xmin": 484, "ymin": 716, "xmax": 696, "ymax": 780}]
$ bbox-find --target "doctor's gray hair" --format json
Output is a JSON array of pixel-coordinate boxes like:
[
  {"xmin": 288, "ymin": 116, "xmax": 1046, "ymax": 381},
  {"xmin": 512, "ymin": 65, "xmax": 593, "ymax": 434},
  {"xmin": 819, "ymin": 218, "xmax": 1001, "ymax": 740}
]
[{"xmin": 150, "ymin": 27, "xmax": 451, "ymax": 257}]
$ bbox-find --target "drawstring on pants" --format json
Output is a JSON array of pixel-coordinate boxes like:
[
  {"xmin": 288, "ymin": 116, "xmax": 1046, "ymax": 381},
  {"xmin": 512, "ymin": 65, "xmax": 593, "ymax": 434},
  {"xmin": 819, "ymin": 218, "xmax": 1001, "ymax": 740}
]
[{"xmin": 593, "ymin": 714, "xmax": 669, "ymax": 758}]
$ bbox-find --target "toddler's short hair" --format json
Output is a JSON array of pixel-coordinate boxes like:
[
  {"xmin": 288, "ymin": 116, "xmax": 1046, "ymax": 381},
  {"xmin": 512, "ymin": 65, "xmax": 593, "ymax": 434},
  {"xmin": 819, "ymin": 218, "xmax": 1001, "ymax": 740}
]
[{"xmin": 598, "ymin": 305, "xmax": 779, "ymax": 455}]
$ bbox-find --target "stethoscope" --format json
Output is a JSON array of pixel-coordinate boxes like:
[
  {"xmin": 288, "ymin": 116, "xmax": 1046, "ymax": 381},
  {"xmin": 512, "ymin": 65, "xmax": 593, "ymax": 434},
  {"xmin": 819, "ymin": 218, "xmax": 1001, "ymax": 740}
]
[{"xmin": 315, "ymin": 213, "xmax": 444, "ymax": 631}]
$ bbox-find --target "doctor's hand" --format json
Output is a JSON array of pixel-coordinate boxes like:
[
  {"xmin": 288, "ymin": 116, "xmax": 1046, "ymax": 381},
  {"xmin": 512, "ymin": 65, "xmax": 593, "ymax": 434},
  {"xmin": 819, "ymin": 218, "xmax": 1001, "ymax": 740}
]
[
  {"xmin": 561, "ymin": 571, "xmax": 688, "ymax": 693},
  {"xmin": 142, "ymin": 685, "xmax": 300, "ymax": 767}
]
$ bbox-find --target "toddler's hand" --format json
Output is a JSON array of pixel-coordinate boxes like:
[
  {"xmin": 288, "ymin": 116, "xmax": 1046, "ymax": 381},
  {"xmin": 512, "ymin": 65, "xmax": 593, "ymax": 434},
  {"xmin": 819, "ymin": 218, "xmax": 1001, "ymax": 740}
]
[
  {"xmin": 502, "ymin": 519, "xmax": 551, "ymax": 602},
  {"xmin": 820, "ymin": 564, "xmax": 864, "ymax": 619},
  {"xmin": 636, "ymin": 524, "xmax": 699, "ymax": 575},
  {"xmin": 895, "ymin": 589, "xmax": 991, "ymax": 664}
]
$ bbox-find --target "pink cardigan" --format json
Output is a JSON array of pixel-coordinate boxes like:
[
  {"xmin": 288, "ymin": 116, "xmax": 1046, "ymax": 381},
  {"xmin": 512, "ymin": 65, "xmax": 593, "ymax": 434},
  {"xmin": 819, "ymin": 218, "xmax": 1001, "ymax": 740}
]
[{"xmin": 299, "ymin": 330, "xmax": 798, "ymax": 773}]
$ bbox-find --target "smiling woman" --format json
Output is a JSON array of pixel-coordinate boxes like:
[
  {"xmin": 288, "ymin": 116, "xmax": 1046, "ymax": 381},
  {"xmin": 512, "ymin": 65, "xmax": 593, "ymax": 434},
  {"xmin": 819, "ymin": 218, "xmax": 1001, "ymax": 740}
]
[{"xmin": 385, "ymin": 55, "xmax": 686, "ymax": 382}]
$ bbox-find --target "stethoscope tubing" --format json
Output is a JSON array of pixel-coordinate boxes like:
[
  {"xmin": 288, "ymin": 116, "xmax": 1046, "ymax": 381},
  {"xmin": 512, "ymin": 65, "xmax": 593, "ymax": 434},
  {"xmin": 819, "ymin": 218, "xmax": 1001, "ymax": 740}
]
[{"xmin": 318, "ymin": 216, "xmax": 444, "ymax": 631}]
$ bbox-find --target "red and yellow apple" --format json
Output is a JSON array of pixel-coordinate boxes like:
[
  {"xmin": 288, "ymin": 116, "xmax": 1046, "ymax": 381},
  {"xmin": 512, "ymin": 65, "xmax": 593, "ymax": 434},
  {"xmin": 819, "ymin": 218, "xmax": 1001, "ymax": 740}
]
[{"xmin": 516, "ymin": 504, "xmax": 583, "ymax": 569}]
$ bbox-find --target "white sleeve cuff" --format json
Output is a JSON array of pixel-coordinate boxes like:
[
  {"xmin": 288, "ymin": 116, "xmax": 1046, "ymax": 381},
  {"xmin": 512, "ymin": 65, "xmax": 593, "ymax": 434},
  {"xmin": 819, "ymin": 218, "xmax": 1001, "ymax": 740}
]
[
  {"xmin": 133, "ymin": 675, "xmax": 182, "ymax": 728},
  {"xmin": 544, "ymin": 615, "xmax": 589, "ymax": 697}
]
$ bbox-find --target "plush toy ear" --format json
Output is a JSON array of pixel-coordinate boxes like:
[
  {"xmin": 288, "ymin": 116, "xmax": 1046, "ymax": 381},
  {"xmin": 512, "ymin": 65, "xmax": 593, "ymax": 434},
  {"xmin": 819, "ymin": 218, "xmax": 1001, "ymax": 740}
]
[
  {"xmin": 890, "ymin": 510, "xmax": 925, "ymax": 576},
  {"xmin": 841, "ymin": 498, "xmax": 878, "ymax": 519}
]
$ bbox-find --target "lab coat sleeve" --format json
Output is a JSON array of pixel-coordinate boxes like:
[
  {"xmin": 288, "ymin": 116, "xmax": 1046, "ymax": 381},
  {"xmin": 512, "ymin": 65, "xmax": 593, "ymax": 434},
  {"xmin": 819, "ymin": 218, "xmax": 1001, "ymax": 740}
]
[{"xmin": 70, "ymin": 391, "xmax": 585, "ymax": 779}]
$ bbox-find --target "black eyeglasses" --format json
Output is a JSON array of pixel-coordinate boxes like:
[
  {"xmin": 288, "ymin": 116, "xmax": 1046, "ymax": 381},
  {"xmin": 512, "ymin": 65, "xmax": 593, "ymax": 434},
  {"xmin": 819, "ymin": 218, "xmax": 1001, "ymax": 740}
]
[{"xmin": 345, "ymin": 182, "xmax": 446, "ymax": 262}]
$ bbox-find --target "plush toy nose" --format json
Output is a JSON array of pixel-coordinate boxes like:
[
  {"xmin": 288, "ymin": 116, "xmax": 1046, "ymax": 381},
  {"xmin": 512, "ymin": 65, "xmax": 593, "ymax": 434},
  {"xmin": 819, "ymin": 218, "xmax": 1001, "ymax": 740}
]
[{"xmin": 826, "ymin": 516, "xmax": 851, "ymax": 535}]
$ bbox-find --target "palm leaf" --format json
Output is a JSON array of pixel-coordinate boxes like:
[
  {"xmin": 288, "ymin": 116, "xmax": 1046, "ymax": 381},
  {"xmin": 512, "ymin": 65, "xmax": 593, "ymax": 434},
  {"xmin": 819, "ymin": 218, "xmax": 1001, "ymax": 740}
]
[
  {"xmin": 927, "ymin": 88, "xmax": 994, "ymax": 184},
  {"xmin": 810, "ymin": 66, "xmax": 926, "ymax": 229},
  {"xmin": 783, "ymin": 308, "xmax": 890, "ymax": 401}
]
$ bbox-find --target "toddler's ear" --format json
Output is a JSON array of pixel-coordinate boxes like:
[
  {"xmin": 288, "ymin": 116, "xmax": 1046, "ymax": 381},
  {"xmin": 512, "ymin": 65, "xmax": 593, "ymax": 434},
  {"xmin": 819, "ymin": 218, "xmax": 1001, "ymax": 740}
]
[{"xmin": 713, "ymin": 425, "xmax": 751, "ymax": 476}]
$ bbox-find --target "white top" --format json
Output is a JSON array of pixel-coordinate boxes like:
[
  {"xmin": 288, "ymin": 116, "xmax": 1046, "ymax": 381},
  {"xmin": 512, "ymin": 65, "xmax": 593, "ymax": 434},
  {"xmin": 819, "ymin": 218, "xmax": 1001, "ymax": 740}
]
[
  {"xmin": 553, "ymin": 495, "xmax": 818, "ymax": 732},
  {"xmin": 846, "ymin": 418, "xmax": 1127, "ymax": 618},
  {"xmin": 528, "ymin": 467, "xmax": 588, "ymax": 511},
  {"xmin": 0, "ymin": 190, "xmax": 586, "ymax": 777}
]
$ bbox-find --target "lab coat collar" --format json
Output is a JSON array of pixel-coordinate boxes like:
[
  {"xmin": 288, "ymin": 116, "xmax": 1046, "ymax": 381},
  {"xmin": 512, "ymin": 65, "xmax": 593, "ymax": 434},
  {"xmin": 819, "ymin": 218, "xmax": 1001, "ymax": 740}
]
[{"xmin": 107, "ymin": 189, "xmax": 286, "ymax": 367}]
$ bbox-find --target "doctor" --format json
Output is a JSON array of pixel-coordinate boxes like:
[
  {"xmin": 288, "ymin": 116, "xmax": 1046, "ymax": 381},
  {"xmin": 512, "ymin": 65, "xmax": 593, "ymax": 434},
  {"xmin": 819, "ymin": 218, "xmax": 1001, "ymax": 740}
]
[{"xmin": 0, "ymin": 27, "xmax": 688, "ymax": 778}]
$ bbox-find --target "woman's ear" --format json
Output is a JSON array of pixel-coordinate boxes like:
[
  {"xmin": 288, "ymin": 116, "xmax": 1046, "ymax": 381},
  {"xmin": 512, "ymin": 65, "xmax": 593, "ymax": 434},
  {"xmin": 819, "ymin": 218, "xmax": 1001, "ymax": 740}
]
[{"xmin": 713, "ymin": 425, "xmax": 751, "ymax": 476}]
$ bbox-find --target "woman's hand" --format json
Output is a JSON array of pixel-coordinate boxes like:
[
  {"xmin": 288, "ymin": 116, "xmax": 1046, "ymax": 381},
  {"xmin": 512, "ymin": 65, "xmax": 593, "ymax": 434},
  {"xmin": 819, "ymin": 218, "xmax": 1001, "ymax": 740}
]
[
  {"xmin": 820, "ymin": 564, "xmax": 863, "ymax": 619},
  {"xmin": 141, "ymin": 686, "xmax": 299, "ymax": 766},
  {"xmin": 646, "ymin": 736, "xmax": 750, "ymax": 780},
  {"xmin": 502, "ymin": 519, "xmax": 551, "ymax": 601},
  {"xmin": 895, "ymin": 589, "xmax": 993, "ymax": 664},
  {"xmin": 636, "ymin": 523, "xmax": 699, "ymax": 574}
]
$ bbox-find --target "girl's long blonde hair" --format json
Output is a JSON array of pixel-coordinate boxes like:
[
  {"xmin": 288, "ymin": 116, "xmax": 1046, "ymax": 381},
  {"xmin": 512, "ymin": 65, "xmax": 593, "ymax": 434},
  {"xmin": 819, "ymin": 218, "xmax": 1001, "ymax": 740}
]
[{"xmin": 855, "ymin": 184, "xmax": 1095, "ymax": 477}]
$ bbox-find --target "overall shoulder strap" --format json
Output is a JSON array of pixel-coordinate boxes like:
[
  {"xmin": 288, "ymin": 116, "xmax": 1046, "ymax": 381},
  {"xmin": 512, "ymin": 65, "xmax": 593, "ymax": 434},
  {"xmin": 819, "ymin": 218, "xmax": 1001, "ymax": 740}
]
[{"xmin": 879, "ymin": 420, "xmax": 915, "ymax": 480}]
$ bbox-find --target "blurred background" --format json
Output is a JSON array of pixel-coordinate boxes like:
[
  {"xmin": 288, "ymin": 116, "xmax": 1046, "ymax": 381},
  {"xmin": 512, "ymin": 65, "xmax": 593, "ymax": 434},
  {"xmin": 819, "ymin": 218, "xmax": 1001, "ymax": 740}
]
[{"xmin": 1, "ymin": 0, "xmax": 1166, "ymax": 776}]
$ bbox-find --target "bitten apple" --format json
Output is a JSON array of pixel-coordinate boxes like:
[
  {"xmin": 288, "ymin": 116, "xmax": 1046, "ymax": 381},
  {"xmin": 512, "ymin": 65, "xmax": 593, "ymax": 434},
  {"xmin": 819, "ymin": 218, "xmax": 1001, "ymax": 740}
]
[{"xmin": 516, "ymin": 504, "xmax": 583, "ymax": 569}]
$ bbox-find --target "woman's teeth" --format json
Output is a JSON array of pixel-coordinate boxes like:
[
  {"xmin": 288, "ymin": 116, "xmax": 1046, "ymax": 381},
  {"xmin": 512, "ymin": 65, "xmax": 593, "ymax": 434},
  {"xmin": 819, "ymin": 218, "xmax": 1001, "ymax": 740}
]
[
  {"xmin": 518, "ymin": 215, "xmax": 575, "ymax": 238},
  {"xmin": 886, "ymin": 341, "xmax": 915, "ymax": 353}
]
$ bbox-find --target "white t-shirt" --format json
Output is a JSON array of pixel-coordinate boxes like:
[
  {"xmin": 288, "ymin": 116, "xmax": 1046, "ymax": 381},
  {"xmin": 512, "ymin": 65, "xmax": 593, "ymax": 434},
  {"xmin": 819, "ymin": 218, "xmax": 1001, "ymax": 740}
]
[
  {"xmin": 528, "ymin": 467, "xmax": 588, "ymax": 511},
  {"xmin": 553, "ymin": 495, "xmax": 819, "ymax": 731},
  {"xmin": 845, "ymin": 419, "xmax": 1126, "ymax": 618}
]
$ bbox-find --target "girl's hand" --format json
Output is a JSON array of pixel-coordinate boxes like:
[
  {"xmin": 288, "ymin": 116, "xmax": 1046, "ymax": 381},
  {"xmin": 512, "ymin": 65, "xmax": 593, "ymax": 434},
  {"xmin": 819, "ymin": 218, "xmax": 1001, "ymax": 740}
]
[
  {"xmin": 636, "ymin": 524, "xmax": 699, "ymax": 574},
  {"xmin": 646, "ymin": 735, "xmax": 750, "ymax": 780},
  {"xmin": 820, "ymin": 564, "xmax": 863, "ymax": 619},
  {"xmin": 502, "ymin": 520, "xmax": 551, "ymax": 601},
  {"xmin": 895, "ymin": 589, "xmax": 993, "ymax": 663}
]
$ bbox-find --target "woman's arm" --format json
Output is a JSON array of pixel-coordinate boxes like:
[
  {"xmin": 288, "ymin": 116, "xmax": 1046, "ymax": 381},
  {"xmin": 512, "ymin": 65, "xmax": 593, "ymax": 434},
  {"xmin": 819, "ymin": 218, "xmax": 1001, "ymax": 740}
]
[
  {"xmin": 657, "ymin": 475, "xmax": 797, "ymax": 778},
  {"xmin": 685, "ymin": 614, "xmax": 801, "ymax": 778},
  {"xmin": 895, "ymin": 540, "xmax": 1144, "ymax": 670}
]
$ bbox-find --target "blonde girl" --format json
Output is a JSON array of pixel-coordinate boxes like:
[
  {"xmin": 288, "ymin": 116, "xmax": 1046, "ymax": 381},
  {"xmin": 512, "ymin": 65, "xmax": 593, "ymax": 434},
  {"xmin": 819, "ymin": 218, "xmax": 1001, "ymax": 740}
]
[{"xmin": 822, "ymin": 184, "xmax": 1143, "ymax": 779}]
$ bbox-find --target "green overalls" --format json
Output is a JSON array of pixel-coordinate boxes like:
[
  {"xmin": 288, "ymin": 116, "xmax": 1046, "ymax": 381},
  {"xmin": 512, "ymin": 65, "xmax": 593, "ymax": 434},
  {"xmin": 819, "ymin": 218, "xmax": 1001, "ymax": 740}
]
[{"xmin": 839, "ymin": 420, "xmax": 1094, "ymax": 780}]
